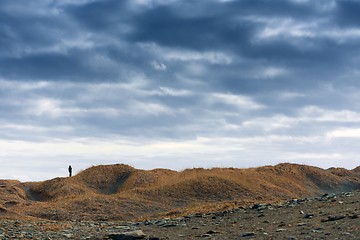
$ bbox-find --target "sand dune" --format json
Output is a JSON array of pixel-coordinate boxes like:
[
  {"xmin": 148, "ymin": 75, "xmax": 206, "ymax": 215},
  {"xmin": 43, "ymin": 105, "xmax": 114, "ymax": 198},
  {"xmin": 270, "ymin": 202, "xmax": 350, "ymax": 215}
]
[{"xmin": 0, "ymin": 163, "xmax": 359, "ymax": 221}]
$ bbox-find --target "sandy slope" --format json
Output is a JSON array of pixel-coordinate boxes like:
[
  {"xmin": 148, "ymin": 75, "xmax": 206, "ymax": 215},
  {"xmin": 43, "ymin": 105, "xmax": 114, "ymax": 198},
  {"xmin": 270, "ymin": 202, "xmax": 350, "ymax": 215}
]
[{"xmin": 0, "ymin": 163, "xmax": 359, "ymax": 221}]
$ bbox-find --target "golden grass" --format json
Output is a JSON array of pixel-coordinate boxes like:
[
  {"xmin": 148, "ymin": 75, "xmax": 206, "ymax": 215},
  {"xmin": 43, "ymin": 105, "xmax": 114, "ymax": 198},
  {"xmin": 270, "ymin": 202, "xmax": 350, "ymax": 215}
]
[
  {"xmin": 353, "ymin": 166, "xmax": 360, "ymax": 173},
  {"xmin": 76, "ymin": 164, "xmax": 136, "ymax": 194},
  {"xmin": 40, "ymin": 222, "xmax": 74, "ymax": 232},
  {"xmin": 1, "ymin": 163, "xmax": 359, "ymax": 221}
]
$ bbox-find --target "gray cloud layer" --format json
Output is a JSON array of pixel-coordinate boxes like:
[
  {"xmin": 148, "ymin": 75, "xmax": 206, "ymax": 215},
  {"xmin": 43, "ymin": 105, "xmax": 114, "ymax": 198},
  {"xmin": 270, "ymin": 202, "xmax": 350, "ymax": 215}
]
[{"xmin": 1, "ymin": 0, "xmax": 360, "ymax": 180}]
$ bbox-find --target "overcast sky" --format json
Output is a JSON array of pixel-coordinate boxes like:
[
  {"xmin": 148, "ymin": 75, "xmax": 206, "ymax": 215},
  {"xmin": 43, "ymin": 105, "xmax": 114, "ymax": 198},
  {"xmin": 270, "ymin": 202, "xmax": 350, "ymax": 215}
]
[{"xmin": 1, "ymin": 0, "xmax": 360, "ymax": 181}]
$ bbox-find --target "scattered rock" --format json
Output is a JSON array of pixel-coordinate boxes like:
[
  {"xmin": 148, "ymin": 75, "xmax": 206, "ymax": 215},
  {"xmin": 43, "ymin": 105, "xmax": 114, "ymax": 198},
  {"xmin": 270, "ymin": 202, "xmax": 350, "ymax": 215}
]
[
  {"xmin": 321, "ymin": 215, "xmax": 346, "ymax": 222},
  {"xmin": 278, "ymin": 222, "xmax": 286, "ymax": 227},
  {"xmin": 304, "ymin": 213, "xmax": 314, "ymax": 219},
  {"xmin": 161, "ymin": 223, "xmax": 177, "ymax": 228},
  {"xmin": 320, "ymin": 193, "xmax": 336, "ymax": 201},
  {"xmin": 106, "ymin": 230, "xmax": 147, "ymax": 240},
  {"xmin": 198, "ymin": 233, "xmax": 211, "ymax": 237},
  {"xmin": 241, "ymin": 232, "xmax": 255, "ymax": 237},
  {"xmin": 344, "ymin": 192, "xmax": 354, "ymax": 197},
  {"xmin": 349, "ymin": 214, "xmax": 358, "ymax": 219},
  {"xmin": 62, "ymin": 233, "xmax": 73, "ymax": 238},
  {"xmin": 1, "ymin": 190, "xmax": 360, "ymax": 239},
  {"xmin": 251, "ymin": 203, "xmax": 267, "ymax": 210}
]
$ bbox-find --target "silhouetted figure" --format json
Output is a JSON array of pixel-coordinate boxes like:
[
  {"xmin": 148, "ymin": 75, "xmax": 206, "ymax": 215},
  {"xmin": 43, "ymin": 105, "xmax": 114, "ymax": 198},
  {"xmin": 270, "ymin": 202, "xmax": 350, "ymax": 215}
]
[{"xmin": 68, "ymin": 165, "xmax": 72, "ymax": 177}]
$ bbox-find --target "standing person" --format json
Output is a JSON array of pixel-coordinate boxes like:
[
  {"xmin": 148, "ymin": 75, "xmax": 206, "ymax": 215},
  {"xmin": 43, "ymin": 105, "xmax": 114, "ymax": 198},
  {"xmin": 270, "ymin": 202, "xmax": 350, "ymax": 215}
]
[{"xmin": 68, "ymin": 165, "xmax": 72, "ymax": 177}]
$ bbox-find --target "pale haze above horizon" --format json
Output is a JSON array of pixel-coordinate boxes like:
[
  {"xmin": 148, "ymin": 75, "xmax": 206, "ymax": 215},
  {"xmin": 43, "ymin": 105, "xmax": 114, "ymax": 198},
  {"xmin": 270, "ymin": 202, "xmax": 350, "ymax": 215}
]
[{"xmin": 1, "ymin": 0, "xmax": 360, "ymax": 181}]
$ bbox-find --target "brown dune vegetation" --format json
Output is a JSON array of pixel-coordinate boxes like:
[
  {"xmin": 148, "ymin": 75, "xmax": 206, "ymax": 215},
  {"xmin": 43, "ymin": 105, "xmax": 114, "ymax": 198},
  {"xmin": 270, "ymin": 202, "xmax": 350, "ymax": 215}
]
[
  {"xmin": 0, "ymin": 163, "xmax": 359, "ymax": 221},
  {"xmin": 353, "ymin": 166, "xmax": 360, "ymax": 173}
]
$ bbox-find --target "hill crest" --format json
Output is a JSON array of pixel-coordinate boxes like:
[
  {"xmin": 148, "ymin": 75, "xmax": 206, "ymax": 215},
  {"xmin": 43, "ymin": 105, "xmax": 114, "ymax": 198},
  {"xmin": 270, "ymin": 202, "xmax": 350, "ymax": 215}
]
[{"xmin": 1, "ymin": 163, "xmax": 359, "ymax": 221}]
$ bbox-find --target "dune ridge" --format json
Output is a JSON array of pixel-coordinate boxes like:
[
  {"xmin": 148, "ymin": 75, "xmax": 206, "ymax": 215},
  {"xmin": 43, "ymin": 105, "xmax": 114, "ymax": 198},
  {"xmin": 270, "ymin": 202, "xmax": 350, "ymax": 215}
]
[{"xmin": 0, "ymin": 163, "xmax": 359, "ymax": 221}]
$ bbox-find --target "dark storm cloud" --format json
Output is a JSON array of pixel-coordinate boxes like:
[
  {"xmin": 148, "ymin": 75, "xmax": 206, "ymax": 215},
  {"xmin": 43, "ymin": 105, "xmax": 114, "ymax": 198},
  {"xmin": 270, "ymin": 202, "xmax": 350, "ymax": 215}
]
[
  {"xmin": 67, "ymin": 0, "xmax": 332, "ymax": 76},
  {"xmin": 0, "ymin": 0, "xmax": 358, "ymax": 120},
  {"xmin": 224, "ymin": 0, "xmax": 316, "ymax": 18},
  {"xmin": 129, "ymin": 6, "xmax": 254, "ymax": 51},
  {"xmin": 66, "ymin": 0, "xmax": 129, "ymax": 31},
  {"xmin": 0, "ymin": 0, "xmax": 358, "ymax": 88},
  {"xmin": 1, "ymin": 53, "xmax": 93, "ymax": 81},
  {"xmin": 0, "ymin": 11, "xmax": 58, "ymax": 57},
  {"xmin": 127, "ymin": 0, "xmax": 315, "ymax": 51},
  {"xmin": 118, "ymin": 0, "xmax": 360, "ymax": 96},
  {"xmin": 336, "ymin": 0, "xmax": 360, "ymax": 26}
]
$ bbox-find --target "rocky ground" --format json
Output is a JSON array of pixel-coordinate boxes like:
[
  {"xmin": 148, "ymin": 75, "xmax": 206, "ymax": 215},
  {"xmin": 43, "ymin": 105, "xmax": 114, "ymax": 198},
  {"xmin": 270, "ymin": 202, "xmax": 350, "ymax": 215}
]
[{"xmin": 0, "ymin": 190, "xmax": 359, "ymax": 240}]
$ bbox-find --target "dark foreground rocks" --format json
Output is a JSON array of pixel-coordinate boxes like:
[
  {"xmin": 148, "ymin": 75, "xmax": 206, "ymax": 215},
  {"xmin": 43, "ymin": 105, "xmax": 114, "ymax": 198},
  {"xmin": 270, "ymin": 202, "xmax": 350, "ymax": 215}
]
[{"xmin": 0, "ymin": 191, "xmax": 359, "ymax": 239}]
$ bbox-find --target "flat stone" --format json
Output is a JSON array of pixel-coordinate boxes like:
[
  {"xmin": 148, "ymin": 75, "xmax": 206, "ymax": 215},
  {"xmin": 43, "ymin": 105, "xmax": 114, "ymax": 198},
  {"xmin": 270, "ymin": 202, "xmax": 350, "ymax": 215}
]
[
  {"xmin": 114, "ymin": 226, "xmax": 132, "ymax": 230},
  {"xmin": 155, "ymin": 220, "xmax": 167, "ymax": 226},
  {"xmin": 106, "ymin": 230, "xmax": 146, "ymax": 240},
  {"xmin": 161, "ymin": 223, "xmax": 177, "ymax": 228},
  {"xmin": 304, "ymin": 213, "xmax": 314, "ymax": 219},
  {"xmin": 62, "ymin": 233, "xmax": 73, "ymax": 238},
  {"xmin": 200, "ymin": 234, "xmax": 212, "ymax": 237},
  {"xmin": 241, "ymin": 232, "xmax": 255, "ymax": 237},
  {"xmin": 321, "ymin": 215, "xmax": 346, "ymax": 222}
]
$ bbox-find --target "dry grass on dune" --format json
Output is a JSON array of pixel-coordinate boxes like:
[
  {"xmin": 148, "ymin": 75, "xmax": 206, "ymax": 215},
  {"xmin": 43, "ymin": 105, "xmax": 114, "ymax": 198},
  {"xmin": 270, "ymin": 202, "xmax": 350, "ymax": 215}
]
[
  {"xmin": 75, "ymin": 164, "xmax": 136, "ymax": 194},
  {"xmin": 24, "ymin": 193, "xmax": 167, "ymax": 221},
  {"xmin": 1, "ymin": 163, "xmax": 360, "ymax": 221},
  {"xmin": 22, "ymin": 164, "xmax": 137, "ymax": 202},
  {"xmin": 0, "ymin": 181, "xmax": 27, "ymax": 202},
  {"xmin": 135, "ymin": 163, "xmax": 360, "ymax": 205},
  {"xmin": 23, "ymin": 177, "xmax": 91, "ymax": 201},
  {"xmin": 14, "ymin": 165, "xmax": 175, "ymax": 221},
  {"xmin": 353, "ymin": 166, "xmax": 360, "ymax": 173},
  {"xmin": 120, "ymin": 168, "xmax": 177, "ymax": 192},
  {"xmin": 328, "ymin": 167, "xmax": 360, "ymax": 182},
  {"xmin": 255, "ymin": 164, "xmax": 344, "ymax": 195}
]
